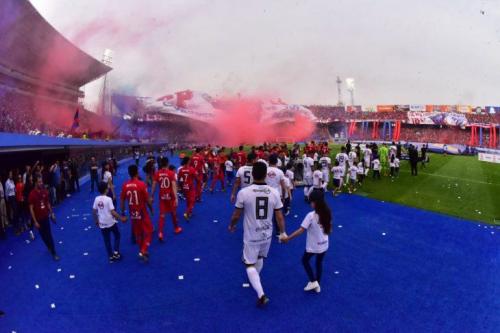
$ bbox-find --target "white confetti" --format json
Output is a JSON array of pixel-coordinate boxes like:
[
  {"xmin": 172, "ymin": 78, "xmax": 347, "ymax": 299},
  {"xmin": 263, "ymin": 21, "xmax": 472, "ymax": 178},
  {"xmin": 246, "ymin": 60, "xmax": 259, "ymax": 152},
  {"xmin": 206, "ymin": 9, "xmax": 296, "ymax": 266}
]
[
  {"xmin": 491, "ymin": 232, "xmax": 495, "ymax": 235},
  {"xmin": 382, "ymin": 232, "xmax": 387, "ymax": 236},
  {"xmin": 193, "ymin": 258, "xmax": 200, "ymax": 262},
  {"xmin": 178, "ymin": 275, "xmax": 184, "ymax": 280},
  {"xmin": 9, "ymin": 252, "xmax": 13, "ymax": 256},
  {"xmin": 25, "ymin": 240, "xmax": 30, "ymax": 244},
  {"xmin": 66, "ymin": 216, "xmax": 70, "ymax": 219},
  {"xmin": 60, "ymin": 227, "xmax": 64, "ymax": 230},
  {"xmin": 83, "ymin": 217, "xmax": 87, "ymax": 220},
  {"xmin": 50, "ymin": 303, "xmax": 56, "ymax": 309},
  {"xmin": 213, "ymin": 220, "xmax": 218, "ymax": 223},
  {"xmin": 242, "ymin": 283, "xmax": 250, "ymax": 288},
  {"xmin": 294, "ymin": 215, "xmax": 298, "ymax": 218},
  {"xmin": 57, "ymin": 268, "xmax": 62, "ymax": 272},
  {"xmin": 59, "ymin": 241, "xmax": 63, "ymax": 244},
  {"xmin": 35, "ymin": 284, "xmax": 40, "ymax": 289},
  {"xmin": 83, "ymin": 252, "xmax": 89, "ymax": 256},
  {"xmin": 457, "ymin": 196, "xmax": 461, "ymax": 199},
  {"xmin": 334, "ymin": 271, "xmax": 340, "ymax": 275},
  {"xmin": 478, "ymin": 212, "xmax": 482, "ymax": 215},
  {"xmin": 69, "ymin": 274, "xmax": 75, "ymax": 279},
  {"xmin": 8, "ymin": 265, "xmax": 12, "ymax": 270},
  {"xmin": 338, "ymin": 225, "xmax": 343, "ymax": 228}
]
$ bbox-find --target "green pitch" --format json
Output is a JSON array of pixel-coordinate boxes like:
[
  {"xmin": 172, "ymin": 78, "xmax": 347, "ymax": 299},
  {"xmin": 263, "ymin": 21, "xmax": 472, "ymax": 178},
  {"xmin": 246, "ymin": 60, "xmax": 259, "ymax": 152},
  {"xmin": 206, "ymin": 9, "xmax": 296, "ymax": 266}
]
[{"xmin": 327, "ymin": 145, "xmax": 500, "ymax": 225}]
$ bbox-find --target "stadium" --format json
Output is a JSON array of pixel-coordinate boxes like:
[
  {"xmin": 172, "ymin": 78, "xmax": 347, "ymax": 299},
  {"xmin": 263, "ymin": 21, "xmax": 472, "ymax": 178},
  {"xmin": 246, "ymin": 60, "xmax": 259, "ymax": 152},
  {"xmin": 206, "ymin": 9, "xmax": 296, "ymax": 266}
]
[{"xmin": 0, "ymin": 1, "xmax": 499, "ymax": 332}]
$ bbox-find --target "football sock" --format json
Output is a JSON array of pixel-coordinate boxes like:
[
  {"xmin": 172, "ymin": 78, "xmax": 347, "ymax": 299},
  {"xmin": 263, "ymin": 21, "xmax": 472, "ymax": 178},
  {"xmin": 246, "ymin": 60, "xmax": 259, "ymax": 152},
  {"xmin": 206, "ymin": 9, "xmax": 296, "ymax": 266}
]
[{"xmin": 246, "ymin": 266, "xmax": 264, "ymax": 298}]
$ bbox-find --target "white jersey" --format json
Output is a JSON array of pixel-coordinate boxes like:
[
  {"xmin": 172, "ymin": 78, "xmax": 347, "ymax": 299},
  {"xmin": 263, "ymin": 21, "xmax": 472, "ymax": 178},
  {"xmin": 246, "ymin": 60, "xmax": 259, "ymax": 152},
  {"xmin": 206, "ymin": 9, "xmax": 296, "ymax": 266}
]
[
  {"xmin": 257, "ymin": 159, "xmax": 269, "ymax": 167},
  {"xmin": 301, "ymin": 211, "xmax": 329, "ymax": 254},
  {"xmin": 235, "ymin": 184, "xmax": 283, "ymax": 245},
  {"xmin": 236, "ymin": 165, "xmax": 253, "ymax": 188},
  {"xmin": 348, "ymin": 151, "xmax": 357, "ymax": 165},
  {"xmin": 285, "ymin": 169, "xmax": 294, "ymax": 181},
  {"xmin": 313, "ymin": 152, "xmax": 319, "ymax": 162},
  {"xmin": 266, "ymin": 166, "xmax": 285, "ymax": 195},
  {"xmin": 336, "ymin": 153, "xmax": 348, "ymax": 168},
  {"xmin": 394, "ymin": 158, "xmax": 400, "ymax": 168},
  {"xmin": 318, "ymin": 156, "xmax": 331, "ymax": 171},
  {"xmin": 224, "ymin": 160, "xmax": 234, "ymax": 172},
  {"xmin": 332, "ymin": 166, "xmax": 343, "ymax": 180},
  {"xmin": 303, "ymin": 157, "xmax": 314, "ymax": 176},
  {"xmin": 390, "ymin": 145, "xmax": 397, "ymax": 158},
  {"xmin": 364, "ymin": 148, "xmax": 372, "ymax": 162},
  {"xmin": 103, "ymin": 171, "xmax": 113, "ymax": 184},
  {"xmin": 312, "ymin": 170, "xmax": 324, "ymax": 188},
  {"xmin": 373, "ymin": 159, "xmax": 381, "ymax": 171},
  {"xmin": 349, "ymin": 165, "xmax": 358, "ymax": 179},
  {"xmin": 356, "ymin": 162, "xmax": 364, "ymax": 175},
  {"xmin": 92, "ymin": 195, "xmax": 117, "ymax": 229}
]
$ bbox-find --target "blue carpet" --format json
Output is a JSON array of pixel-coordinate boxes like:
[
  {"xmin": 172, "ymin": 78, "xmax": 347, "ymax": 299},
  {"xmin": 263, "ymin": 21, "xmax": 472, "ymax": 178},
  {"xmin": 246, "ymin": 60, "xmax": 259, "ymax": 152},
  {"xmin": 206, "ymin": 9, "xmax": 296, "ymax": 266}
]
[{"xmin": 1, "ymin": 156, "xmax": 499, "ymax": 333}]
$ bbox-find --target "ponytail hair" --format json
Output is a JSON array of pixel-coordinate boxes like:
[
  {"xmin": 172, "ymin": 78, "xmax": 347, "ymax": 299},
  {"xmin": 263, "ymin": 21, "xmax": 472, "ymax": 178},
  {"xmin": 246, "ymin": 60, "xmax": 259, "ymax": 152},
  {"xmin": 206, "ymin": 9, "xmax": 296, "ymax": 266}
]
[{"xmin": 309, "ymin": 191, "xmax": 332, "ymax": 234}]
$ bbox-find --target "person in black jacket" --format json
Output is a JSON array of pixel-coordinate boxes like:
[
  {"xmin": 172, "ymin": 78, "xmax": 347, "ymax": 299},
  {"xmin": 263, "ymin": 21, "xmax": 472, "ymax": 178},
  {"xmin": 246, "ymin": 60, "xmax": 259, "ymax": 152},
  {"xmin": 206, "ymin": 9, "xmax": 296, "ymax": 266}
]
[{"xmin": 409, "ymin": 145, "xmax": 418, "ymax": 176}]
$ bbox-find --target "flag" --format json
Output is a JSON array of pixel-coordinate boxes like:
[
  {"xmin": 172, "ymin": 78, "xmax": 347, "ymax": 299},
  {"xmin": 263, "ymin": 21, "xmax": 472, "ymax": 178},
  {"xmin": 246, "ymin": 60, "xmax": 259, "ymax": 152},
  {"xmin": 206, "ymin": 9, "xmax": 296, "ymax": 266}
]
[{"xmin": 71, "ymin": 108, "xmax": 80, "ymax": 130}]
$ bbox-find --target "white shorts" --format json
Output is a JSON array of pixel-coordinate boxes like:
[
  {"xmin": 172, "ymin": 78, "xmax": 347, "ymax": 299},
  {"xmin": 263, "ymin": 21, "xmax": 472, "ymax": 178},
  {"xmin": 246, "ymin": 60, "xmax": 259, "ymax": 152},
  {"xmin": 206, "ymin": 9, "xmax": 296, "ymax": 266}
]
[
  {"xmin": 243, "ymin": 241, "xmax": 272, "ymax": 265},
  {"xmin": 364, "ymin": 160, "xmax": 370, "ymax": 168}
]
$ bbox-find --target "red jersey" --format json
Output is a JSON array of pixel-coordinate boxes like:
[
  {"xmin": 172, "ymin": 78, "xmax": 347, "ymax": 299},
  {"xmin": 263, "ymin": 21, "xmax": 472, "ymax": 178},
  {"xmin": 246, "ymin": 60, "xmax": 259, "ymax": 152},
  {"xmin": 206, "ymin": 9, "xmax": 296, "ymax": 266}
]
[
  {"xmin": 153, "ymin": 168, "xmax": 176, "ymax": 201},
  {"xmin": 15, "ymin": 182, "xmax": 25, "ymax": 202},
  {"xmin": 178, "ymin": 166, "xmax": 197, "ymax": 192},
  {"xmin": 256, "ymin": 150, "xmax": 265, "ymax": 160},
  {"xmin": 212, "ymin": 156, "xmax": 224, "ymax": 175},
  {"xmin": 28, "ymin": 188, "xmax": 50, "ymax": 221},
  {"xmin": 121, "ymin": 179, "xmax": 150, "ymax": 220},
  {"xmin": 236, "ymin": 152, "xmax": 247, "ymax": 166},
  {"xmin": 190, "ymin": 154, "xmax": 204, "ymax": 173}
]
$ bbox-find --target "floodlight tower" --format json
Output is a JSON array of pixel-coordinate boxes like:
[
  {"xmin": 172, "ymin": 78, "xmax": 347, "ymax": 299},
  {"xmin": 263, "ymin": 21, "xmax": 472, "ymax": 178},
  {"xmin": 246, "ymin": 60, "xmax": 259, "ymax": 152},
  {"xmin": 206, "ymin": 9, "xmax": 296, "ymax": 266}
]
[
  {"xmin": 100, "ymin": 49, "xmax": 114, "ymax": 116},
  {"xmin": 345, "ymin": 78, "xmax": 355, "ymax": 106},
  {"xmin": 336, "ymin": 76, "xmax": 344, "ymax": 106}
]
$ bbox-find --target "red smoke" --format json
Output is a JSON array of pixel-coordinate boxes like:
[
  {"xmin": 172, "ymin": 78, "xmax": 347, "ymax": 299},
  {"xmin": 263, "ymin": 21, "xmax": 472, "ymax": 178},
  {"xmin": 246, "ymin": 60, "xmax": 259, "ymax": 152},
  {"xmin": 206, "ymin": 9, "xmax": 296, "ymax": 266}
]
[{"xmin": 187, "ymin": 97, "xmax": 315, "ymax": 146}]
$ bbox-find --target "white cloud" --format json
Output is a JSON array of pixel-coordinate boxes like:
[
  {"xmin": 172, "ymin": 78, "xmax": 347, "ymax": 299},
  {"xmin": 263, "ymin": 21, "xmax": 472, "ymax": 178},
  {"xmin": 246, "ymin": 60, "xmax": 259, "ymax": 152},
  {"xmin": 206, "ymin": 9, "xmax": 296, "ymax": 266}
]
[{"xmin": 30, "ymin": 0, "xmax": 500, "ymax": 107}]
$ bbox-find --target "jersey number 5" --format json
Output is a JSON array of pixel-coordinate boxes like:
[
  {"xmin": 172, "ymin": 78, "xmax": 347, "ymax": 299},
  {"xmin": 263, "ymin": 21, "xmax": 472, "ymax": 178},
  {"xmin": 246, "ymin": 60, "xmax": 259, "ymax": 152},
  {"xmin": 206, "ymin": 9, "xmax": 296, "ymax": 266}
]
[{"xmin": 244, "ymin": 170, "xmax": 251, "ymax": 184}]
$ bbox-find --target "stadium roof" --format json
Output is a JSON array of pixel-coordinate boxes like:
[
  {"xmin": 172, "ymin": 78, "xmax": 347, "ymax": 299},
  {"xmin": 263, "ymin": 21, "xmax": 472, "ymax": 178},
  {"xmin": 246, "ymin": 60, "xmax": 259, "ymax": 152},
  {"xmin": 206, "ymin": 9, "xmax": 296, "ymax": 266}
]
[{"xmin": 0, "ymin": 0, "xmax": 112, "ymax": 89}]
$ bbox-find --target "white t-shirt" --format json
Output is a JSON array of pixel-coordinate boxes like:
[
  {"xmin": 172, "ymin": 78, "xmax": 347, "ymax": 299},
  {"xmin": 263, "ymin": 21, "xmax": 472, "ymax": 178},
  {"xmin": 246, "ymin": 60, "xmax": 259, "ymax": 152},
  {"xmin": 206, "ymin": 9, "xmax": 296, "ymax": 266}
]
[
  {"xmin": 364, "ymin": 148, "xmax": 372, "ymax": 161},
  {"xmin": 356, "ymin": 162, "xmax": 364, "ymax": 175},
  {"xmin": 103, "ymin": 171, "xmax": 113, "ymax": 184},
  {"xmin": 257, "ymin": 159, "xmax": 269, "ymax": 167},
  {"xmin": 348, "ymin": 151, "xmax": 357, "ymax": 165},
  {"xmin": 236, "ymin": 165, "xmax": 253, "ymax": 188},
  {"xmin": 225, "ymin": 160, "xmax": 234, "ymax": 172},
  {"xmin": 92, "ymin": 195, "xmax": 117, "ymax": 229},
  {"xmin": 332, "ymin": 166, "xmax": 343, "ymax": 179},
  {"xmin": 266, "ymin": 166, "xmax": 285, "ymax": 195},
  {"xmin": 303, "ymin": 157, "xmax": 314, "ymax": 176},
  {"xmin": 336, "ymin": 153, "xmax": 348, "ymax": 168},
  {"xmin": 312, "ymin": 170, "xmax": 324, "ymax": 188},
  {"xmin": 373, "ymin": 159, "xmax": 381, "ymax": 171},
  {"xmin": 285, "ymin": 169, "xmax": 294, "ymax": 181},
  {"xmin": 301, "ymin": 211, "xmax": 329, "ymax": 254},
  {"xmin": 318, "ymin": 157, "xmax": 331, "ymax": 171},
  {"xmin": 349, "ymin": 165, "xmax": 358, "ymax": 179},
  {"xmin": 235, "ymin": 184, "xmax": 283, "ymax": 245}
]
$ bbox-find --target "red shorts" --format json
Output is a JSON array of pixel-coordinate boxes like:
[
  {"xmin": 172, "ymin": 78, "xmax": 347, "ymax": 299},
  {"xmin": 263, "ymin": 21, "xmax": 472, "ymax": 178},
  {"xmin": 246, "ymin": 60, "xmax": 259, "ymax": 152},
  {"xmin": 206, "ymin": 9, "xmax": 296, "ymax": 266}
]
[{"xmin": 159, "ymin": 199, "xmax": 175, "ymax": 213}]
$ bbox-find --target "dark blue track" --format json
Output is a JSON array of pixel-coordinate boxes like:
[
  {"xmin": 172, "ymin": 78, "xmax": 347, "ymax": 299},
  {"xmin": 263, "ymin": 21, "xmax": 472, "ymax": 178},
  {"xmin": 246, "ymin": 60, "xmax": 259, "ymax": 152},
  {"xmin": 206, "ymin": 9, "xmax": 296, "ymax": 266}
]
[{"xmin": 1, "ymin": 156, "xmax": 499, "ymax": 333}]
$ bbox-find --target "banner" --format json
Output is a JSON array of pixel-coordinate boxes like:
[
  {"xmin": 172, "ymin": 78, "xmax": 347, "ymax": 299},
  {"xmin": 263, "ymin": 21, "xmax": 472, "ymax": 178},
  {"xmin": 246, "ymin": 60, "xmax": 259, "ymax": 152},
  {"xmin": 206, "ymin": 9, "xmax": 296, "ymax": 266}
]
[
  {"xmin": 478, "ymin": 152, "xmax": 500, "ymax": 164},
  {"xmin": 485, "ymin": 106, "xmax": 500, "ymax": 114},
  {"xmin": 407, "ymin": 112, "xmax": 468, "ymax": 126},
  {"xmin": 425, "ymin": 105, "xmax": 455, "ymax": 112},
  {"xmin": 457, "ymin": 105, "xmax": 472, "ymax": 113},
  {"xmin": 394, "ymin": 105, "xmax": 409, "ymax": 112},
  {"xmin": 363, "ymin": 105, "xmax": 377, "ymax": 112},
  {"xmin": 409, "ymin": 104, "xmax": 425, "ymax": 112},
  {"xmin": 377, "ymin": 105, "xmax": 395, "ymax": 112},
  {"xmin": 346, "ymin": 105, "xmax": 362, "ymax": 112}
]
